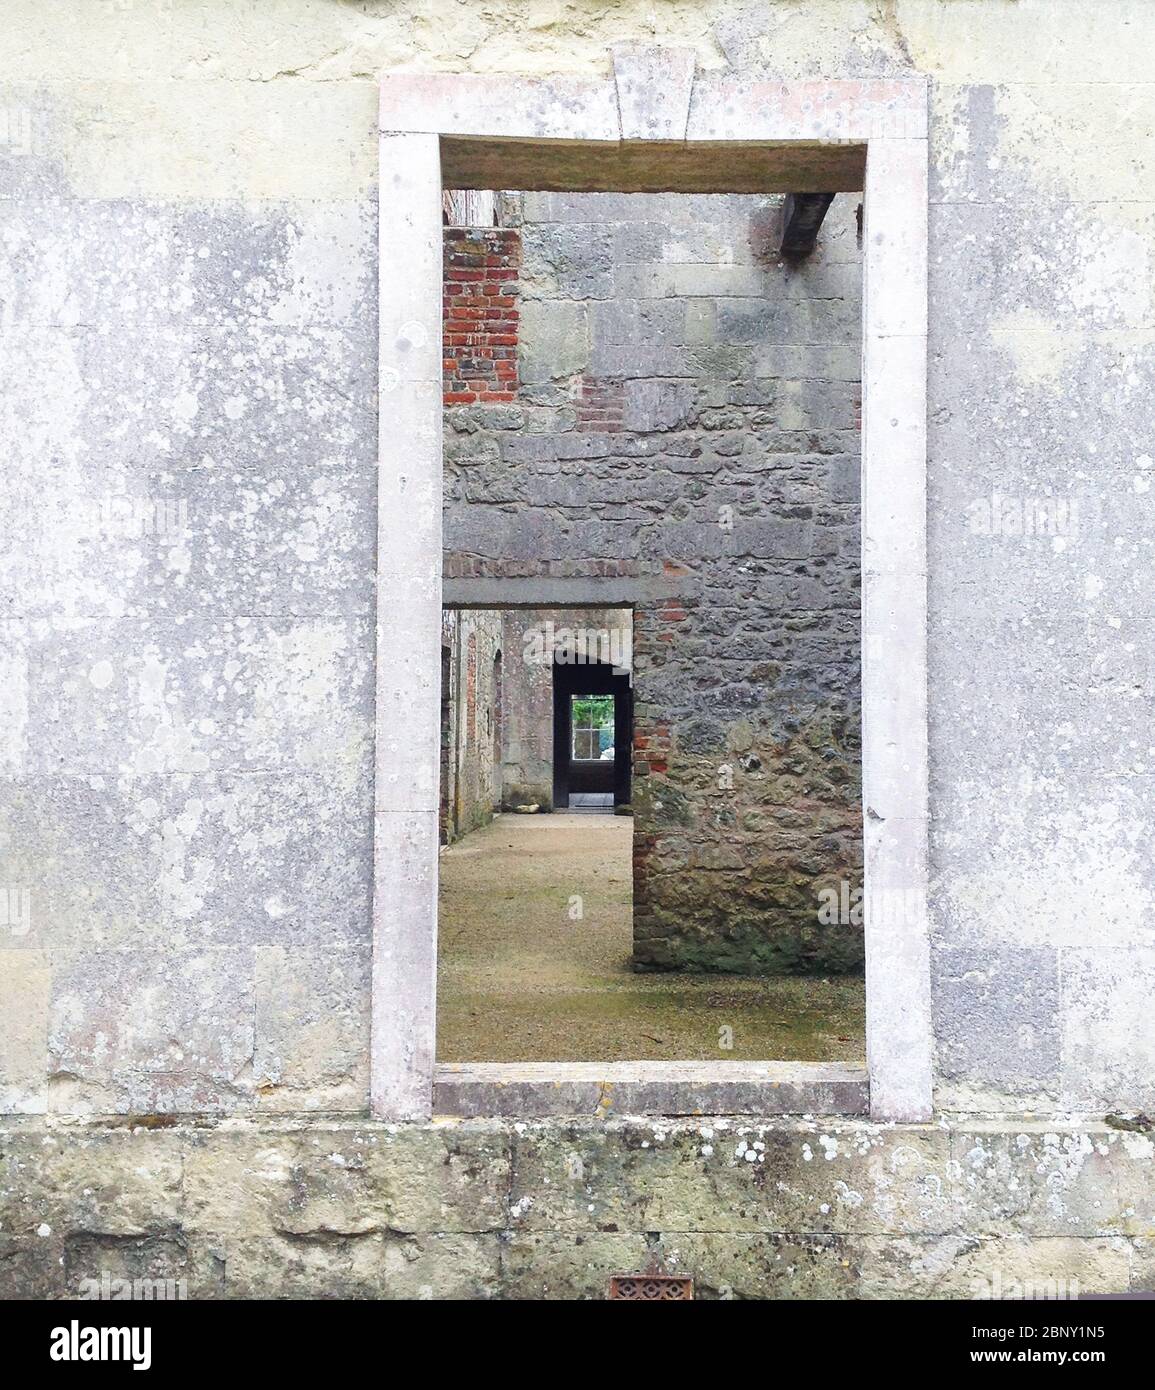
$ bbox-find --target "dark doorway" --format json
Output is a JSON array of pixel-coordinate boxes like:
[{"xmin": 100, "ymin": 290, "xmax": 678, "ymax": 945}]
[{"xmin": 552, "ymin": 660, "xmax": 633, "ymax": 809}]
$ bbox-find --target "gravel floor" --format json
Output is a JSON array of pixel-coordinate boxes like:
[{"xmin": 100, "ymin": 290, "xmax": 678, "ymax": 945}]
[{"xmin": 437, "ymin": 812, "xmax": 865, "ymax": 1063}]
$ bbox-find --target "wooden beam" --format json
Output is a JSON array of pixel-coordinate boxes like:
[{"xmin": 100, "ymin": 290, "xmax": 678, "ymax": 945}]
[
  {"xmin": 780, "ymin": 191, "xmax": 836, "ymax": 257},
  {"xmin": 439, "ymin": 138, "xmax": 866, "ymax": 194}
]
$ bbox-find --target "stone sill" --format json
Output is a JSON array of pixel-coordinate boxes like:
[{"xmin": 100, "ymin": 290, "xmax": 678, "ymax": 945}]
[{"xmin": 432, "ymin": 1060, "xmax": 869, "ymax": 1118}]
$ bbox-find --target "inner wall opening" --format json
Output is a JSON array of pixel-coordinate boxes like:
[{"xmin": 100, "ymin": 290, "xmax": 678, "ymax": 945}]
[{"xmin": 437, "ymin": 188, "xmax": 864, "ymax": 1064}]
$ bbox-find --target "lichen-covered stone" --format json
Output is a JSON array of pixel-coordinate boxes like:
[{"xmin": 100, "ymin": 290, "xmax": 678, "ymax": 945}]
[{"xmin": 1, "ymin": 1116, "xmax": 1149, "ymax": 1299}]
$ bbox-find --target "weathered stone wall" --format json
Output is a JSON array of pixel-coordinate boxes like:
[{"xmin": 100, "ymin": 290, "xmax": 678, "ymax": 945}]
[
  {"xmin": 439, "ymin": 609, "xmax": 502, "ymax": 843},
  {"xmin": 445, "ymin": 192, "xmax": 863, "ymax": 973},
  {"xmin": 3, "ymin": 1116, "xmax": 1151, "ymax": 1300},
  {"xmin": 2, "ymin": 0, "xmax": 1154, "ymax": 1133}
]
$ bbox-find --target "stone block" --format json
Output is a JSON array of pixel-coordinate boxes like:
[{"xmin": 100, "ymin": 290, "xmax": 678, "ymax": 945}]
[
  {"xmin": 587, "ymin": 342, "xmax": 695, "ymax": 379},
  {"xmin": 0, "ymin": 323, "xmax": 375, "ymax": 556},
  {"xmin": 159, "ymin": 772, "xmax": 373, "ymax": 952},
  {"xmin": 612, "ymin": 46, "xmax": 695, "ymax": 142},
  {"xmin": 0, "ymin": 1232, "xmax": 66, "ymax": 1300},
  {"xmin": 623, "ymin": 379, "xmax": 693, "ymax": 432},
  {"xmin": 509, "ymin": 1120, "xmax": 954, "ymax": 1236},
  {"xmin": 656, "ymin": 1231, "xmax": 861, "ymax": 1300},
  {"xmin": 253, "ymin": 946, "xmax": 369, "ymax": 1111},
  {"xmin": 48, "ymin": 949, "xmax": 257, "ymax": 1113},
  {"xmin": 379, "ymin": 133, "xmax": 442, "ymax": 386},
  {"xmin": 591, "ymin": 297, "xmax": 683, "ymax": 349},
  {"xmin": 0, "ymin": 1126, "xmax": 183, "ymax": 1239},
  {"xmin": 183, "ymin": 1130, "xmax": 303, "ymax": 1238},
  {"xmin": 0, "ymin": 192, "xmax": 366, "ymax": 331},
  {"xmin": 383, "ymin": 1233, "xmax": 502, "ymax": 1299},
  {"xmin": 21, "ymin": 615, "xmax": 374, "ymax": 778},
  {"xmin": 861, "ymin": 569, "xmax": 927, "ymax": 821},
  {"xmin": 755, "ymin": 344, "xmax": 861, "ymax": 381},
  {"xmin": 374, "ymin": 1123, "xmax": 512, "ymax": 1233},
  {"xmin": 0, "ymin": 771, "xmax": 372, "ymax": 971},
  {"xmin": 688, "ymin": 76, "xmax": 928, "ymax": 143},
  {"xmin": 1132, "ymin": 1236, "xmax": 1155, "ymax": 1292},
  {"xmin": 371, "ymin": 811, "xmax": 438, "ymax": 1121},
  {"xmin": 517, "ymin": 301, "xmax": 589, "ymax": 384},
  {"xmin": 952, "ymin": 1122, "xmax": 1155, "ymax": 1238},
  {"xmin": 614, "ymin": 262, "xmax": 768, "ymax": 299},
  {"xmin": 222, "ymin": 1231, "xmax": 389, "ymax": 1299},
  {"xmin": 521, "ymin": 223, "xmax": 613, "ymax": 300},
  {"xmin": 64, "ymin": 1231, "xmax": 221, "ymax": 1300},
  {"xmin": 857, "ymin": 1233, "xmax": 1131, "ymax": 1300},
  {"xmin": 379, "ymin": 73, "xmax": 619, "ymax": 142},
  {"xmin": 864, "ymin": 140, "xmax": 928, "ymax": 338},
  {"xmin": 1061, "ymin": 948, "xmax": 1155, "ymax": 1111},
  {"xmin": 932, "ymin": 948, "xmax": 1061, "ymax": 1101},
  {"xmin": 501, "ymin": 1233, "xmax": 649, "ymax": 1299},
  {"xmin": 258, "ymin": 1123, "xmax": 511, "ymax": 1236},
  {"xmin": 862, "ymin": 346, "xmax": 927, "ymax": 580},
  {"xmin": 826, "ymin": 456, "xmax": 861, "ymax": 504}
]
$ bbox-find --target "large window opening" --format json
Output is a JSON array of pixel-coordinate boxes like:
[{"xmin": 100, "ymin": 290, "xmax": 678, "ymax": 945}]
[{"xmin": 375, "ymin": 65, "xmax": 932, "ymax": 1120}]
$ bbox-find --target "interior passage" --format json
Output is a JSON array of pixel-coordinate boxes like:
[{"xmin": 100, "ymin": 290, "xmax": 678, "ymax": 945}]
[{"xmin": 436, "ymin": 812, "xmax": 865, "ymax": 1064}]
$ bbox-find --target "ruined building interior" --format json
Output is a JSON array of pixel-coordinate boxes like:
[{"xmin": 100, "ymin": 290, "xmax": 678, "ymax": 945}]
[{"xmin": 436, "ymin": 188, "xmax": 867, "ymax": 1065}]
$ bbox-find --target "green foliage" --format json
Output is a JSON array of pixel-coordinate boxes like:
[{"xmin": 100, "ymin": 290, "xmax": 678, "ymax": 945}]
[{"xmin": 571, "ymin": 694, "xmax": 613, "ymax": 730}]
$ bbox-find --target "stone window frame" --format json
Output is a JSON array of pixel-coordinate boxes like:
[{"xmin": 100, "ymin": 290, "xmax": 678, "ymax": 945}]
[{"xmin": 374, "ymin": 53, "xmax": 931, "ymax": 1123}]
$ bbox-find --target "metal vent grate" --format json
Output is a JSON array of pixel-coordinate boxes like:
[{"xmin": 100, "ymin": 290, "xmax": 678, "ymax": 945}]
[
  {"xmin": 609, "ymin": 1274, "xmax": 693, "ymax": 1300},
  {"xmin": 609, "ymin": 1257, "xmax": 693, "ymax": 1300}
]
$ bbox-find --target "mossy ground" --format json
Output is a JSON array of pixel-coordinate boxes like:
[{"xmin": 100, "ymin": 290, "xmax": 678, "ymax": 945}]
[{"xmin": 437, "ymin": 813, "xmax": 865, "ymax": 1063}]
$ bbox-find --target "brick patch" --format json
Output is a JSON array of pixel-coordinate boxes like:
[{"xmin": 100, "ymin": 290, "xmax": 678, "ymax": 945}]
[
  {"xmin": 575, "ymin": 375, "xmax": 625, "ymax": 432},
  {"xmin": 444, "ymin": 228, "xmax": 521, "ymax": 404}
]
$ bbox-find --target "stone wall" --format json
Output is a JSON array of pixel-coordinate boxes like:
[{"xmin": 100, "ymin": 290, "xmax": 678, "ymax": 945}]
[
  {"xmin": 445, "ymin": 192, "xmax": 863, "ymax": 973},
  {"xmin": 3, "ymin": 1115, "xmax": 1151, "ymax": 1300},
  {"xmin": 439, "ymin": 609, "xmax": 503, "ymax": 843},
  {"xmin": 1, "ymin": 0, "xmax": 1154, "ymax": 1150}
]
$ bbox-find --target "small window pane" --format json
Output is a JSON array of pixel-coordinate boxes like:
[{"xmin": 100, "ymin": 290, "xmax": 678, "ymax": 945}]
[{"xmin": 571, "ymin": 693, "xmax": 614, "ymax": 760}]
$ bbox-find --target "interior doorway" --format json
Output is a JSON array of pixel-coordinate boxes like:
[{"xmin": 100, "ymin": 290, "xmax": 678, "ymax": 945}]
[
  {"xmin": 435, "ymin": 596, "xmax": 866, "ymax": 1065},
  {"xmin": 553, "ymin": 661, "xmax": 633, "ymax": 811}
]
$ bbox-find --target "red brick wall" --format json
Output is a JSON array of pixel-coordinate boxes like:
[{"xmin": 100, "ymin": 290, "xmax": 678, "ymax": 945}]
[{"xmin": 443, "ymin": 228, "xmax": 520, "ymax": 405}]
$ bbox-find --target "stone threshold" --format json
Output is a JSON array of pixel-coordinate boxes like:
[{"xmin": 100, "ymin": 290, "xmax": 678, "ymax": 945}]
[{"xmin": 433, "ymin": 1060, "xmax": 869, "ymax": 1118}]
